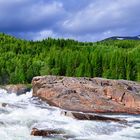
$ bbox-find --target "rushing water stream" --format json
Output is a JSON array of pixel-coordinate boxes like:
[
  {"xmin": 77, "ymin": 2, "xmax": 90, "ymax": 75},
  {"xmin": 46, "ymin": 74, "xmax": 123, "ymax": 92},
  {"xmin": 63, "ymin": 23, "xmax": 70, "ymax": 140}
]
[{"xmin": 0, "ymin": 88, "xmax": 140, "ymax": 140}]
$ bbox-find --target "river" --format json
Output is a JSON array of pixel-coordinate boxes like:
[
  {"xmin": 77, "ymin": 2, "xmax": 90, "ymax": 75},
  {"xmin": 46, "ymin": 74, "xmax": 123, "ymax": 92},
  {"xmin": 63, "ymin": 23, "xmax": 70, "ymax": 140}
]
[{"xmin": 0, "ymin": 88, "xmax": 140, "ymax": 140}]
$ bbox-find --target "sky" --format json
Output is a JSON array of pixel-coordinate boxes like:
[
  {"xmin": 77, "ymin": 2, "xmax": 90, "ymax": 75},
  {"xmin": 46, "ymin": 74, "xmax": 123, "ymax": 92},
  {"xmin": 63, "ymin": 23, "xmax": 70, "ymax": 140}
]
[{"xmin": 0, "ymin": 0, "xmax": 140, "ymax": 42}]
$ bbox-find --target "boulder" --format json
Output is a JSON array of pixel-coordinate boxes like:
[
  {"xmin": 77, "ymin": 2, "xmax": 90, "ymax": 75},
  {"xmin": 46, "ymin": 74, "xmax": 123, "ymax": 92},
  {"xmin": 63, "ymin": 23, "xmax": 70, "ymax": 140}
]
[
  {"xmin": 3, "ymin": 84, "xmax": 31, "ymax": 95},
  {"xmin": 32, "ymin": 76, "xmax": 140, "ymax": 114},
  {"xmin": 31, "ymin": 128, "xmax": 64, "ymax": 137}
]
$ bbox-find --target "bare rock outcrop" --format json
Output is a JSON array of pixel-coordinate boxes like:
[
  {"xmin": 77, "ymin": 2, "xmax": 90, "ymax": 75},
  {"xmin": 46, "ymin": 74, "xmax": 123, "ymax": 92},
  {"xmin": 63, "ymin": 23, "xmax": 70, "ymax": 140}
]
[{"xmin": 32, "ymin": 76, "xmax": 140, "ymax": 114}]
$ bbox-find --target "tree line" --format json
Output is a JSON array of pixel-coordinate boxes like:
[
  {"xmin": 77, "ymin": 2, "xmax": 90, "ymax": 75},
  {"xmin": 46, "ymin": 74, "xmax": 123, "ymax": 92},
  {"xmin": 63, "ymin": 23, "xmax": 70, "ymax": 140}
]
[{"xmin": 0, "ymin": 33, "xmax": 139, "ymax": 84}]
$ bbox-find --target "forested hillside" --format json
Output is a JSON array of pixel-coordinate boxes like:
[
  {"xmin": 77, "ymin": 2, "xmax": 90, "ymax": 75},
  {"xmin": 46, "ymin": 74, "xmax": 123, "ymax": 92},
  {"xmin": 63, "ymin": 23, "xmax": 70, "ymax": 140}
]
[{"xmin": 0, "ymin": 33, "xmax": 140, "ymax": 84}]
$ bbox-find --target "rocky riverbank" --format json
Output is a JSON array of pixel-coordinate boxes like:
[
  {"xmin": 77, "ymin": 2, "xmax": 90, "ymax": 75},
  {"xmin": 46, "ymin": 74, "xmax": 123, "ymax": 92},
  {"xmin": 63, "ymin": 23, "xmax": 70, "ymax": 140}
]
[
  {"xmin": 32, "ymin": 75, "xmax": 140, "ymax": 114},
  {"xmin": 0, "ymin": 79, "xmax": 140, "ymax": 139}
]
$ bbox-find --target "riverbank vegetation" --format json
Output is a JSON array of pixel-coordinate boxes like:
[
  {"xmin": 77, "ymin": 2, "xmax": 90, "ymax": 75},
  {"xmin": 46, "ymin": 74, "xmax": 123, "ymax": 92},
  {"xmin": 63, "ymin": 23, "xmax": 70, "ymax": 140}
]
[{"xmin": 0, "ymin": 33, "xmax": 139, "ymax": 84}]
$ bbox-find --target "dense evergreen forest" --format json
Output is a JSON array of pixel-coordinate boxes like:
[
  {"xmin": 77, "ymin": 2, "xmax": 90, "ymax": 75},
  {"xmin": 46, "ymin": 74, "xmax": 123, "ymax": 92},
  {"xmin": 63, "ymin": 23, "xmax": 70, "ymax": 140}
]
[{"xmin": 0, "ymin": 33, "xmax": 140, "ymax": 84}]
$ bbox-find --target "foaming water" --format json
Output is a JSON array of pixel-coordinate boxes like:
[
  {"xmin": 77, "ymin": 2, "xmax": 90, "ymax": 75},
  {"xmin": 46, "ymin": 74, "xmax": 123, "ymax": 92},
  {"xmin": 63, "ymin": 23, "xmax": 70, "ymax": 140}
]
[{"xmin": 0, "ymin": 89, "xmax": 140, "ymax": 140}]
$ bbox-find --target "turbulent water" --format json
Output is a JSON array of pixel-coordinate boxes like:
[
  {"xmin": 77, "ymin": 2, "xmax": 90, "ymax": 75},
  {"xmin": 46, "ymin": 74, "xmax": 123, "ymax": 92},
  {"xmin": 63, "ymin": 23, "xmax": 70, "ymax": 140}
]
[{"xmin": 0, "ymin": 89, "xmax": 140, "ymax": 140}]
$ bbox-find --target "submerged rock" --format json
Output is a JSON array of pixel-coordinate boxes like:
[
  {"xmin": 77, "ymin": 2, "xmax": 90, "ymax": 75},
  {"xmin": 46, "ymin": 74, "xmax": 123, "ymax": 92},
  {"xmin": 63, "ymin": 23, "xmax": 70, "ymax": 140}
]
[
  {"xmin": 32, "ymin": 76, "xmax": 140, "ymax": 114},
  {"xmin": 0, "ymin": 103, "xmax": 7, "ymax": 107},
  {"xmin": 0, "ymin": 102, "xmax": 25, "ymax": 109}
]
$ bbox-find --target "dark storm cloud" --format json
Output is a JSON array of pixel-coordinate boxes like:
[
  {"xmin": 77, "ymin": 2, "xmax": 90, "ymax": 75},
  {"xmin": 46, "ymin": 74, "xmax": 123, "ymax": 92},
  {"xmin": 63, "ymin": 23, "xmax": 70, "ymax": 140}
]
[
  {"xmin": 0, "ymin": 0, "xmax": 66, "ymax": 32},
  {"xmin": 0, "ymin": 0, "xmax": 140, "ymax": 41}
]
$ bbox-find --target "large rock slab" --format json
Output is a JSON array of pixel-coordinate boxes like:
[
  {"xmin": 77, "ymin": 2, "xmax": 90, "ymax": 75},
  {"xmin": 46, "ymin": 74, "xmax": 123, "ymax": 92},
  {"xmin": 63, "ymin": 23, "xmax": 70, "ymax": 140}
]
[
  {"xmin": 61, "ymin": 111, "xmax": 127, "ymax": 123},
  {"xmin": 32, "ymin": 76, "xmax": 140, "ymax": 114}
]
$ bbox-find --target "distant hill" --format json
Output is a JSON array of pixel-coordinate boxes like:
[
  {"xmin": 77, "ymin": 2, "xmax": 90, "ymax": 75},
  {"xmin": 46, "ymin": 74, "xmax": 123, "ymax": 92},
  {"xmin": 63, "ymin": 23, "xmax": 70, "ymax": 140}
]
[{"xmin": 104, "ymin": 35, "xmax": 140, "ymax": 41}]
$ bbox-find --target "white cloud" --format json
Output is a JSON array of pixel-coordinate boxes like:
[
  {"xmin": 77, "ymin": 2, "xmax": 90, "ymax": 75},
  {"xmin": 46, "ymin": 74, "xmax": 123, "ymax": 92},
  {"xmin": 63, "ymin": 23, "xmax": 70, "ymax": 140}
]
[
  {"xmin": 33, "ymin": 30, "xmax": 57, "ymax": 40},
  {"xmin": 62, "ymin": 0, "xmax": 140, "ymax": 38}
]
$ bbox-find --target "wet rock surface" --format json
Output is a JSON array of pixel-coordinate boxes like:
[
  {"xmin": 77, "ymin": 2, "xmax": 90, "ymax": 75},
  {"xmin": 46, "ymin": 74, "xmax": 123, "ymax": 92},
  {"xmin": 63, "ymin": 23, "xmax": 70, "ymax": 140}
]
[
  {"xmin": 61, "ymin": 111, "xmax": 127, "ymax": 123},
  {"xmin": 31, "ymin": 128, "xmax": 64, "ymax": 137},
  {"xmin": 0, "ymin": 102, "xmax": 8, "ymax": 107},
  {"xmin": 2, "ymin": 84, "xmax": 31, "ymax": 95},
  {"xmin": 31, "ymin": 128, "xmax": 77, "ymax": 139},
  {"xmin": 32, "ymin": 76, "xmax": 140, "ymax": 114}
]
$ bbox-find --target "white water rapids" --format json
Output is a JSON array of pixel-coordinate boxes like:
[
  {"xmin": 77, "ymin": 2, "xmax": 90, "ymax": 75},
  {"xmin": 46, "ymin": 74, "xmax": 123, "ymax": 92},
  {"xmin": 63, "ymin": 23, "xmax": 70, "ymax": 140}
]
[{"xmin": 0, "ymin": 89, "xmax": 140, "ymax": 140}]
